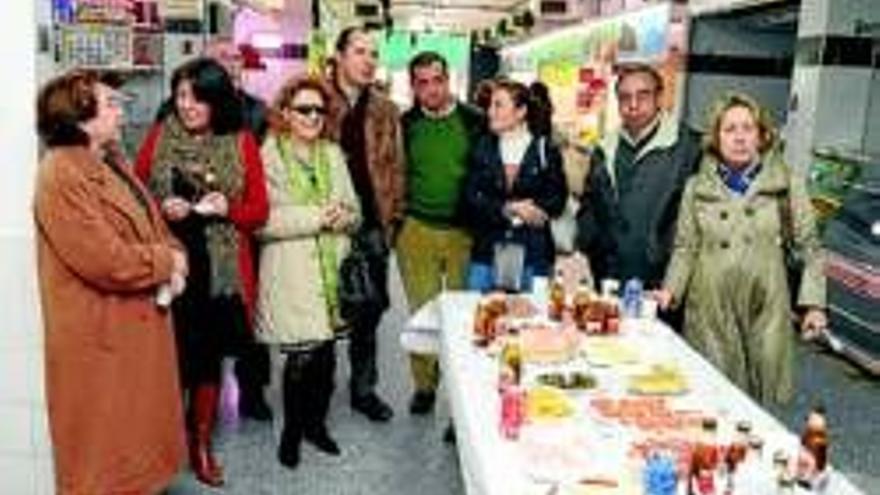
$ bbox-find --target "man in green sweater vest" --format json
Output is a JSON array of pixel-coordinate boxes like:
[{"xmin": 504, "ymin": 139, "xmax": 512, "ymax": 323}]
[{"xmin": 399, "ymin": 51, "xmax": 485, "ymax": 414}]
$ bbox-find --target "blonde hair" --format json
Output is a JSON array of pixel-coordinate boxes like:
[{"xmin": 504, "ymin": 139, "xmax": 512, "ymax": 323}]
[{"xmin": 704, "ymin": 92, "xmax": 777, "ymax": 160}]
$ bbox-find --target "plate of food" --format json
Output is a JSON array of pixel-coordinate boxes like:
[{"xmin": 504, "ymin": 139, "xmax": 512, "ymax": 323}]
[
  {"xmin": 536, "ymin": 370, "xmax": 598, "ymax": 391},
  {"xmin": 583, "ymin": 338, "xmax": 640, "ymax": 367},
  {"xmin": 627, "ymin": 363, "xmax": 689, "ymax": 396},
  {"xmin": 526, "ymin": 385, "xmax": 576, "ymax": 421},
  {"xmin": 521, "ymin": 325, "xmax": 582, "ymax": 364}
]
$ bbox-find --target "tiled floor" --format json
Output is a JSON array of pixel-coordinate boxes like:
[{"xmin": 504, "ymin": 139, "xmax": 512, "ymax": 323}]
[
  {"xmin": 167, "ymin": 262, "xmax": 880, "ymax": 495},
  {"xmin": 167, "ymin": 261, "xmax": 464, "ymax": 495}
]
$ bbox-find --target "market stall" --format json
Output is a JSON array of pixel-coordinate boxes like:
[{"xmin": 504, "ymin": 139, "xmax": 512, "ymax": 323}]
[{"xmin": 432, "ymin": 290, "xmax": 866, "ymax": 495}]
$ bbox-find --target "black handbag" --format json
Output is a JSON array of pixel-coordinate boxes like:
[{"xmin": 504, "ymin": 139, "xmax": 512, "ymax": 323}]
[{"xmin": 338, "ymin": 226, "xmax": 390, "ymax": 322}]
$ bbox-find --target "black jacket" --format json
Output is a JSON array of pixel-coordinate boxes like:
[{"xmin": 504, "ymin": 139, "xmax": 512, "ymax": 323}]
[
  {"xmin": 464, "ymin": 133, "xmax": 567, "ymax": 273},
  {"xmin": 576, "ymin": 117, "xmax": 702, "ymax": 287}
]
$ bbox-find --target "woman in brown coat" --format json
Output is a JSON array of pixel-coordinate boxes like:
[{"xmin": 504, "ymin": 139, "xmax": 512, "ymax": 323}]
[{"xmin": 33, "ymin": 70, "xmax": 187, "ymax": 493}]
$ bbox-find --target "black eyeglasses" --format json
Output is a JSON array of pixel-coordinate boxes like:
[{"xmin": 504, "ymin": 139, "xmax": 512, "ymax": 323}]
[{"xmin": 291, "ymin": 104, "xmax": 327, "ymax": 117}]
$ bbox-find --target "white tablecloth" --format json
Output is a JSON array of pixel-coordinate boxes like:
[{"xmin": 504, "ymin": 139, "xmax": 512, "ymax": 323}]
[{"xmin": 430, "ymin": 291, "xmax": 865, "ymax": 495}]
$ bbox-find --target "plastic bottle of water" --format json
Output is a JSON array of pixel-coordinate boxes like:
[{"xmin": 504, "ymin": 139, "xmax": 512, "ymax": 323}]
[{"xmin": 622, "ymin": 278, "xmax": 643, "ymax": 319}]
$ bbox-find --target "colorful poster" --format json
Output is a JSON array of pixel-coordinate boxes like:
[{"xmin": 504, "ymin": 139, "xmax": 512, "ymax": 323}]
[{"xmin": 502, "ymin": 4, "xmax": 683, "ymax": 146}]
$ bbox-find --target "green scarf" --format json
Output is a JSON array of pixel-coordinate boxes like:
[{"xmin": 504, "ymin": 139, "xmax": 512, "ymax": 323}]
[
  {"xmin": 277, "ymin": 138, "xmax": 340, "ymax": 323},
  {"xmin": 148, "ymin": 116, "xmax": 244, "ymax": 298}
]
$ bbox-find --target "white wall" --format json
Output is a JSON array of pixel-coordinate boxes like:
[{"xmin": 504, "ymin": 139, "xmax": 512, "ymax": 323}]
[
  {"xmin": 0, "ymin": 1, "xmax": 53, "ymax": 494},
  {"xmin": 786, "ymin": 0, "xmax": 880, "ymax": 168}
]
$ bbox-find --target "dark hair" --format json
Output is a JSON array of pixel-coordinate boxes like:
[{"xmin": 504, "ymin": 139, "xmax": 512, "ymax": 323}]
[
  {"xmin": 473, "ymin": 79, "xmax": 496, "ymax": 111},
  {"xmin": 271, "ymin": 76, "xmax": 332, "ymax": 137},
  {"xmin": 37, "ymin": 70, "xmax": 100, "ymax": 147},
  {"xmin": 528, "ymin": 81, "xmax": 554, "ymax": 137},
  {"xmin": 409, "ymin": 51, "xmax": 448, "ymax": 79},
  {"xmin": 492, "ymin": 78, "xmax": 553, "ymax": 137},
  {"xmin": 614, "ymin": 63, "xmax": 664, "ymax": 95},
  {"xmin": 169, "ymin": 57, "xmax": 242, "ymax": 135},
  {"xmin": 335, "ymin": 26, "xmax": 369, "ymax": 54}
]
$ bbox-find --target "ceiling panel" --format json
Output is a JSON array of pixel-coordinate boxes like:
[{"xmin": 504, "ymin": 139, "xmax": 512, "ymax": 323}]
[{"xmin": 322, "ymin": 0, "xmax": 528, "ymax": 32}]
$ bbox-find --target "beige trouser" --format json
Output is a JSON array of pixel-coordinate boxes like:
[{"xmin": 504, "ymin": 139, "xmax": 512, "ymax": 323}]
[{"xmin": 396, "ymin": 216, "xmax": 471, "ymax": 392}]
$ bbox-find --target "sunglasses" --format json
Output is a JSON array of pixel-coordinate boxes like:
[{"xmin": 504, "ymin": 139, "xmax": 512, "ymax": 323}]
[{"xmin": 291, "ymin": 104, "xmax": 327, "ymax": 117}]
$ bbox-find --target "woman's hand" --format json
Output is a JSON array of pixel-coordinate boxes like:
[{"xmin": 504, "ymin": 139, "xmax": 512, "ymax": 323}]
[
  {"xmin": 652, "ymin": 288, "xmax": 674, "ymax": 311},
  {"xmin": 801, "ymin": 307, "xmax": 828, "ymax": 341},
  {"xmin": 195, "ymin": 192, "xmax": 229, "ymax": 217},
  {"xmin": 509, "ymin": 200, "xmax": 548, "ymax": 227},
  {"xmin": 162, "ymin": 197, "xmax": 191, "ymax": 222},
  {"xmin": 320, "ymin": 202, "xmax": 353, "ymax": 232},
  {"xmin": 171, "ymin": 249, "xmax": 188, "ymax": 279}
]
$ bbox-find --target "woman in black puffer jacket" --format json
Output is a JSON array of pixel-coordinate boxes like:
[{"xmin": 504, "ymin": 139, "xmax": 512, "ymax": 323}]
[{"xmin": 463, "ymin": 79, "xmax": 567, "ymax": 292}]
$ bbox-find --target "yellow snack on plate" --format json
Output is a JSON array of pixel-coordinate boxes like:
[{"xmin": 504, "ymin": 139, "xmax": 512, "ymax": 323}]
[
  {"xmin": 584, "ymin": 338, "xmax": 640, "ymax": 367},
  {"xmin": 527, "ymin": 385, "xmax": 575, "ymax": 420},
  {"xmin": 628, "ymin": 364, "xmax": 689, "ymax": 395}
]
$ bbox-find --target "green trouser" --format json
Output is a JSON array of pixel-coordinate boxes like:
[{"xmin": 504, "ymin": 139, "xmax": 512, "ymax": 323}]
[{"xmin": 396, "ymin": 216, "xmax": 471, "ymax": 393}]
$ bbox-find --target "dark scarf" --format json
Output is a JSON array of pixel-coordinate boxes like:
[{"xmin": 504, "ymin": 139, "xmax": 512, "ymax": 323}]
[
  {"xmin": 717, "ymin": 160, "xmax": 762, "ymax": 196},
  {"xmin": 147, "ymin": 116, "xmax": 244, "ymax": 298}
]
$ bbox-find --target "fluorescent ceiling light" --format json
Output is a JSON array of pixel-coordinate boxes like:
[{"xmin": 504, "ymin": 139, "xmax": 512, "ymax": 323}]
[{"xmin": 251, "ymin": 32, "xmax": 283, "ymax": 49}]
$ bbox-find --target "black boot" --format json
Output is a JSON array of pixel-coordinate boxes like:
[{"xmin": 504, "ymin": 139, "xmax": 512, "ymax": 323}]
[
  {"xmin": 278, "ymin": 352, "xmax": 306, "ymax": 469},
  {"xmin": 277, "ymin": 429, "xmax": 301, "ymax": 469},
  {"xmin": 237, "ymin": 343, "xmax": 272, "ymax": 421},
  {"xmin": 304, "ymin": 342, "xmax": 340, "ymax": 456},
  {"xmin": 239, "ymin": 389, "xmax": 273, "ymax": 421},
  {"xmin": 304, "ymin": 426, "xmax": 340, "ymax": 455}
]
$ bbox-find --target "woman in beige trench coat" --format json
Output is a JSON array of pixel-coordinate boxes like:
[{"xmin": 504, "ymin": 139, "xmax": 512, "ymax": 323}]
[
  {"xmin": 33, "ymin": 70, "xmax": 187, "ymax": 493},
  {"xmin": 659, "ymin": 93, "xmax": 827, "ymax": 404},
  {"xmin": 256, "ymin": 76, "xmax": 360, "ymax": 469}
]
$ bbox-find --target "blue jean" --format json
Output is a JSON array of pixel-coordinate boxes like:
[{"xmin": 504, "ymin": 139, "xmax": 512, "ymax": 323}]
[{"xmin": 466, "ymin": 262, "xmax": 536, "ymax": 293}]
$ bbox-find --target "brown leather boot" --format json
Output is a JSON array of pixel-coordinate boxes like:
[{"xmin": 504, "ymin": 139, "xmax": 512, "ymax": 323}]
[{"xmin": 188, "ymin": 384, "xmax": 224, "ymax": 487}]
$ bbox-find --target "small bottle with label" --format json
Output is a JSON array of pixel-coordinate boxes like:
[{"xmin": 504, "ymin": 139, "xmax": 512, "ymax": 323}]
[
  {"xmin": 548, "ymin": 276, "xmax": 565, "ymax": 321},
  {"xmin": 499, "ymin": 380, "xmax": 524, "ymax": 440}
]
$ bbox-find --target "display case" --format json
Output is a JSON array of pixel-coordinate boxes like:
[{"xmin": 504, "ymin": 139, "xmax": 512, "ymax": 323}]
[
  {"xmin": 54, "ymin": 0, "xmax": 163, "ymax": 72},
  {"xmin": 810, "ymin": 148, "xmax": 880, "ymax": 374},
  {"xmin": 51, "ymin": 1, "xmax": 167, "ymax": 154}
]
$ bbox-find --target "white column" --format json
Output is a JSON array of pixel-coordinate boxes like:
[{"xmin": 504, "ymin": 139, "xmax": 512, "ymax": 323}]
[
  {"xmin": 0, "ymin": 1, "xmax": 53, "ymax": 494},
  {"xmin": 784, "ymin": 0, "xmax": 879, "ymax": 169}
]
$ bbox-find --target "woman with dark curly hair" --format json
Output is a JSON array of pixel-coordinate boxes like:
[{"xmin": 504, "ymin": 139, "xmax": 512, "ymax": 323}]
[{"xmin": 135, "ymin": 57, "xmax": 268, "ymax": 486}]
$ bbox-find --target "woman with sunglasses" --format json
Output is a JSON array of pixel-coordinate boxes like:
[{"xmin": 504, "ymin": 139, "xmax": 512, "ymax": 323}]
[
  {"xmin": 135, "ymin": 58, "xmax": 268, "ymax": 487},
  {"xmin": 256, "ymin": 76, "xmax": 360, "ymax": 469}
]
